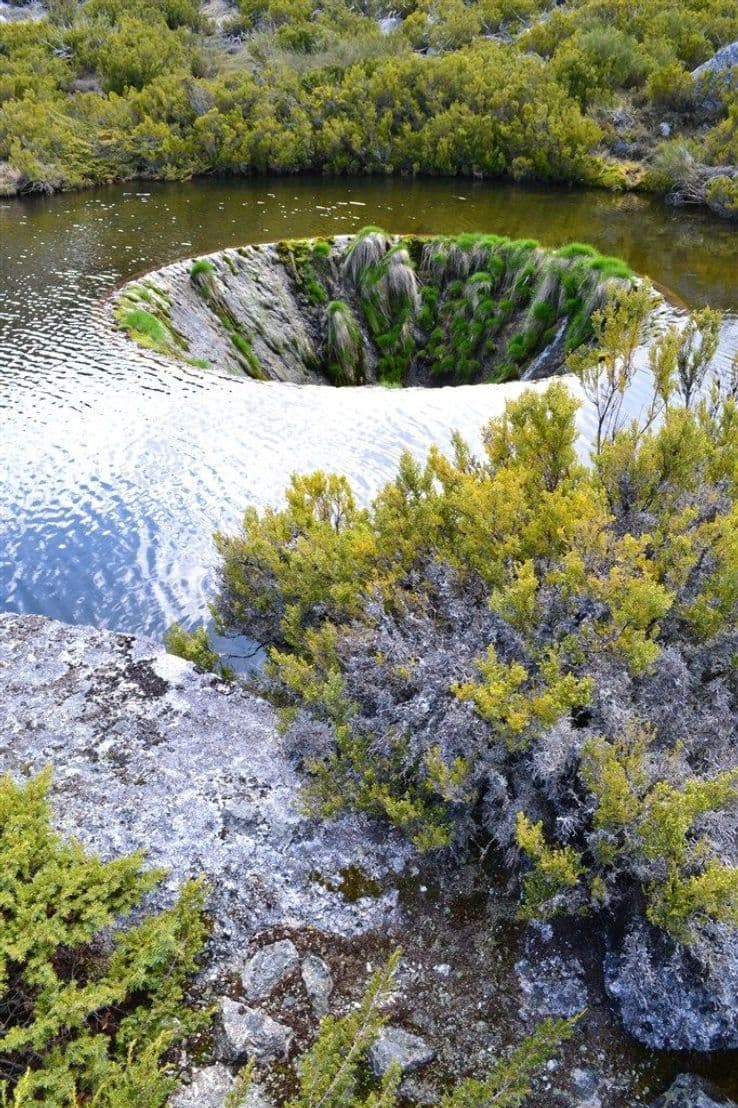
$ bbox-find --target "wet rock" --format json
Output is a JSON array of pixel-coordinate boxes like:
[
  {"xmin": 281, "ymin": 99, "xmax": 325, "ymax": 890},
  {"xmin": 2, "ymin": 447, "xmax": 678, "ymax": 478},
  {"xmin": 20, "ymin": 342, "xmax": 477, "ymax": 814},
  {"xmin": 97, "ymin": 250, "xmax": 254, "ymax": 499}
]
[
  {"xmin": 242, "ymin": 939, "xmax": 299, "ymax": 1000},
  {"xmin": 650, "ymin": 1074, "xmax": 737, "ymax": 1107},
  {"xmin": 217, "ymin": 997, "xmax": 293, "ymax": 1062},
  {"xmin": 604, "ymin": 921, "xmax": 738, "ymax": 1050},
  {"xmin": 301, "ymin": 953, "xmax": 334, "ymax": 1015},
  {"xmin": 369, "ymin": 1027, "xmax": 435, "ymax": 1077},
  {"xmin": 0, "ymin": 614, "xmax": 411, "ymax": 981},
  {"xmin": 170, "ymin": 1065, "xmax": 235, "ymax": 1107}
]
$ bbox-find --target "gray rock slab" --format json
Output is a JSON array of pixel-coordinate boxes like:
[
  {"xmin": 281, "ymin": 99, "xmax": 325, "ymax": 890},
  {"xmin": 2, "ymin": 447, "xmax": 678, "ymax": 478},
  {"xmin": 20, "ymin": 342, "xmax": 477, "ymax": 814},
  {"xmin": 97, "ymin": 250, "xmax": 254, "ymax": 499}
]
[
  {"xmin": 369, "ymin": 1026, "xmax": 435, "ymax": 1077},
  {"xmin": 0, "ymin": 613, "xmax": 410, "ymax": 977}
]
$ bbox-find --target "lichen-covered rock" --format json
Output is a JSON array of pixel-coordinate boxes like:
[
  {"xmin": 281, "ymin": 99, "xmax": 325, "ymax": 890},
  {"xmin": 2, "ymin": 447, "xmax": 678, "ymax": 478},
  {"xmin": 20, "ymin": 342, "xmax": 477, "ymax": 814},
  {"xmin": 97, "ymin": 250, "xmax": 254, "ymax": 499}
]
[
  {"xmin": 0, "ymin": 613, "xmax": 410, "ymax": 978},
  {"xmin": 604, "ymin": 921, "xmax": 738, "ymax": 1051},
  {"xmin": 170, "ymin": 1065, "xmax": 235, "ymax": 1107},
  {"xmin": 242, "ymin": 939, "xmax": 299, "ymax": 1000},
  {"xmin": 515, "ymin": 926, "xmax": 590, "ymax": 1019},
  {"xmin": 650, "ymin": 1074, "xmax": 737, "ymax": 1107},
  {"xmin": 691, "ymin": 41, "xmax": 738, "ymax": 109},
  {"xmin": 369, "ymin": 1026, "xmax": 435, "ymax": 1077},
  {"xmin": 301, "ymin": 953, "xmax": 334, "ymax": 1015},
  {"xmin": 217, "ymin": 998, "xmax": 293, "ymax": 1062}
]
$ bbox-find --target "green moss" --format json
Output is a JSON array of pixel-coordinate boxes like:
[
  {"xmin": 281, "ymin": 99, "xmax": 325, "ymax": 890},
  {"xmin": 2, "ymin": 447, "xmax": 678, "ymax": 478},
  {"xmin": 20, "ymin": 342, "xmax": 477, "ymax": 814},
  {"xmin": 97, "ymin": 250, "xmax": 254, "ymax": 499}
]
[
  {"xmin": 230, "ymin": 332, "xmax": 265, "ymax": 378},
  {"xmin": 119, "ymin": 307, "xmax": 172, "ymax": 351},
  {"xmin": 190, "ymin": 257, "xmax": 215, "ymax": 279}
]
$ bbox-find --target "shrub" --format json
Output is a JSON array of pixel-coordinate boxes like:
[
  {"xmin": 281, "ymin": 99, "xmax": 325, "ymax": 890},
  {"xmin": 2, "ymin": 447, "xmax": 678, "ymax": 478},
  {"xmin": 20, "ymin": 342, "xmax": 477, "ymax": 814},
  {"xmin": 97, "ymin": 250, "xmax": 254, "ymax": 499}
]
[
  {"xmin": 0, "ymin": 770, "xmax": 207, "ymax": 1106},
  {"xmin": 646, "ymin": 62, "xmax": 696, "ymax": 112},
  {"xmin": 706, "ymin": 175, "xmax": 738, "ymax": 220},
  {"xmin": 206, "ymin": 314, "xmax": 738, "ymax": 949}
]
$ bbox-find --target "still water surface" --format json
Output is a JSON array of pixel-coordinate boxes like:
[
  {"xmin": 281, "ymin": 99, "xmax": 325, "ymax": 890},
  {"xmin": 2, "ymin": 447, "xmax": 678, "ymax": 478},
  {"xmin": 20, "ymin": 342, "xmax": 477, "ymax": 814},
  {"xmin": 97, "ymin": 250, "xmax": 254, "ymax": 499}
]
[{"xmin": 1, "ymin": 176, "xmax": 736, "ymax": 636}]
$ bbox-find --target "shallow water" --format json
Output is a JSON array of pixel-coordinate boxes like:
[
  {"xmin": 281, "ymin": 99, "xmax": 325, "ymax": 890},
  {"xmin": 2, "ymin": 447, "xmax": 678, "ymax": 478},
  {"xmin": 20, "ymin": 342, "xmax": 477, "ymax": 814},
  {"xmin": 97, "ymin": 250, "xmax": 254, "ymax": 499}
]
[{"xmin": 1, "ymin": 176, "xmax": 736, "ymax": 636}]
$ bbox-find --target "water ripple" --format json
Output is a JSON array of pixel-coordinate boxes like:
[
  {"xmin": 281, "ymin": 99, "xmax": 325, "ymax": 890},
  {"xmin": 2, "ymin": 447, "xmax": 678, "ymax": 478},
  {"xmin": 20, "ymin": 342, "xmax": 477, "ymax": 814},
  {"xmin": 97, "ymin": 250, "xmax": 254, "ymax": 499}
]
[{"xmin": 1, "ymin": 178, "xmax": 736, "ymax": 637}]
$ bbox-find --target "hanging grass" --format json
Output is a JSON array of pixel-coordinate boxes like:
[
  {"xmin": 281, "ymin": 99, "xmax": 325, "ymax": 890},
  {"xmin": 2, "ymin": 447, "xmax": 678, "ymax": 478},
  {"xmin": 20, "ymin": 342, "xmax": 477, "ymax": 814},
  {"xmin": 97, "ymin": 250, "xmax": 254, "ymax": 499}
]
[
  {"xmin": 324, "ymin": 300, "xmax": 364, "ymax": 385},
  {"xmin": 190, "ymin": 257, "xmax": 215, "ymax": 279},
  {"xmin": 342, "ymin": 226, "xmax": 391, "ymax": 285}
]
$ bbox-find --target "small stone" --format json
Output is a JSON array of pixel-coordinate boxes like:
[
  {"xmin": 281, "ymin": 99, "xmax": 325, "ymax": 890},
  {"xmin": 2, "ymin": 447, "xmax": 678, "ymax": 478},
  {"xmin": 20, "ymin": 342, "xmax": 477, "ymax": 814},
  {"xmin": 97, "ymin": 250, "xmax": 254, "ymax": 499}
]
[
  {"xmin": 242, "ymin": 939, "xmax": 299, "ymax": 1000},
  {"xmin": 217, "ymin": 997, "xmax": 293, "ymax": 1062},
  {"xmin": 301, "ymin": 954, "xmax": 334, "ymax": 1015},
  {"xmin": 369, "ymin": 1026, "xmax": 435, "ymax": 1077},
  {"xmin": 170, "ymin": 1064, "xmax": 234, "ymax": 1107}
]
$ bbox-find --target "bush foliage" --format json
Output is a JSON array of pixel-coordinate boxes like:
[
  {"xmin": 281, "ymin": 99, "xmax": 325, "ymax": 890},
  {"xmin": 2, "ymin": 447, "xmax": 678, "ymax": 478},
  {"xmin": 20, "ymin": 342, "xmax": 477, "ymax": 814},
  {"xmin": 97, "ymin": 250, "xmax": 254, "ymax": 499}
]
[
  {"xmin": 0, "ymin": 770, "xmax": 208, "ymax": 1106},
  {"xmin": 191, "ymin": 290, "xmax": 738, "ymax": 948},
  {"xmin": 1, "ymin": 0, "xmax": 736, "ymax": 214}
]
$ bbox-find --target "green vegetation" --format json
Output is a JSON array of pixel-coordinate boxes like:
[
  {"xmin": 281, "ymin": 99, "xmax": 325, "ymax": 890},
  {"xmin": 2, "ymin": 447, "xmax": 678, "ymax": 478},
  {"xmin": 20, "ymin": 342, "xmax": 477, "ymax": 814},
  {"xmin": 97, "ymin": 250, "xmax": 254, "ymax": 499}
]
[
  {"xmin": 1, "ymin": 0, "xmax": 736, "ymax": 216},
  {"xmin": 324, "ymin": 300, "xmax": 364, "ymax": 385},
  {"xmin": 113, "ymin": 280, "xmax": 187, "ymax": 357},
  {"xmin": 190, "ymin": 257, "xmax": 215, "ymax": 278},
  {"xmin": 1, "ymin": 769, "xmax": 576, "ymax": 1106},
  {"xmin": 0, "ymin": 770, "xmax": 207, "ymax": 1106},
  {"xmin": 187, "ymin": 287, "xmax": 738, "ymax": 948},
  {"xmin": 233, "ymin": 952, "xmax": 576, "ymax": 1108}
]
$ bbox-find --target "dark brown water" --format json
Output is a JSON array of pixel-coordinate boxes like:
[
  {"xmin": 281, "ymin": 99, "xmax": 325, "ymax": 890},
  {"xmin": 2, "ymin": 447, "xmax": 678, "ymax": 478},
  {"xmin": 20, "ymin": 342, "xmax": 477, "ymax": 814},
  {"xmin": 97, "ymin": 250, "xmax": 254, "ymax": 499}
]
[{"xmin": 1, "ymin": 176, "xmax": 736, "ymax": 636}]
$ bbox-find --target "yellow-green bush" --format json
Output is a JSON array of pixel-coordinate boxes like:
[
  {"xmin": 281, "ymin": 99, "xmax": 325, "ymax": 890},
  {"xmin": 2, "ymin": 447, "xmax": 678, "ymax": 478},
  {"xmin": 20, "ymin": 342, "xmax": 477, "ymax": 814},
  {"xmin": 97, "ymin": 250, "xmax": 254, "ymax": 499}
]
[{"xmin": 0, "ymin": 771, "xmax": 207, "ymax": 1107}]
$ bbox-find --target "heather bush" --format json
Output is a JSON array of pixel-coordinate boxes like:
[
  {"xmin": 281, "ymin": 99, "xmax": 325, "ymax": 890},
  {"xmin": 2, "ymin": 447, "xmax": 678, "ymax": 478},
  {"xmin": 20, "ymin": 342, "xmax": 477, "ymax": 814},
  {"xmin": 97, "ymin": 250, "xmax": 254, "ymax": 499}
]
[{"xmin": 204, "ymin": 299, "xmax": 738, "ymax": 948}]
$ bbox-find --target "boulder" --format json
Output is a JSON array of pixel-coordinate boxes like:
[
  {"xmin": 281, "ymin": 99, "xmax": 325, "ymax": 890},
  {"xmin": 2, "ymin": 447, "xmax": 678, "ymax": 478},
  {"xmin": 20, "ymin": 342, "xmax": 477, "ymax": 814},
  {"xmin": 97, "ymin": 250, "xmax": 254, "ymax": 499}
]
[
  {"xmin": 650, "ymin": 1074, "xmax": 737, "ymax": 1107},
  {"xmin": 691, "ymin": 42, "xmax": 738, "ymax": 110},
  {"xmin": 604, "ymin": 921, "xmax": 738, "ymax": 1050},
  {"xmin": 217, "ymin": 998, "xmax": 293, "ymax": 1063},
  {"xmin": 242, "ymin": 939, "xmax": 299, "ymax": 1000},
  {"xmin": 369, "ymin": 1026, "xmax": 435, "ymax": 1077}
]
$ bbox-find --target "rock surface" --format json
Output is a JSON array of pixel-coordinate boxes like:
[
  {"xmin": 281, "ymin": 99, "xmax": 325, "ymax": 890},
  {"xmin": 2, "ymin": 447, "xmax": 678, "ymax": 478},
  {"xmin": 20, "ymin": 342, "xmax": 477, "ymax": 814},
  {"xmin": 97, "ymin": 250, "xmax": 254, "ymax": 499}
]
[
  {"xmin": 301, "ymin": 953, "xmax": 334, "ymax": 1015},
  {"xmin": 169, "ymin": 1065, "xmax": 236, "ymax": 1107},
  {"xmin": 242, "ymin": 939, "xmax": 300, "ymax": 1000},
  {"xmin": 369, "ymin": 1026, "xmax": 435, "ymax": 1077},
  {"xmin": 651, "ymin": 1074, "xmax": 738, "ymax": 1107},
  {"xmin": 692, "ymin": 42, "xmax": 738, "ymax": 109},
  {"xmin": 0, "ymin": 613, "xmax": 410, "ymax": 976},
  {"xmin": 217, "ymin": 998, "xmax": 293, "ymax": 1062},
  {"xmin": 604, "ymin": 921, "xmax": 738, "ymax": 1051}
]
